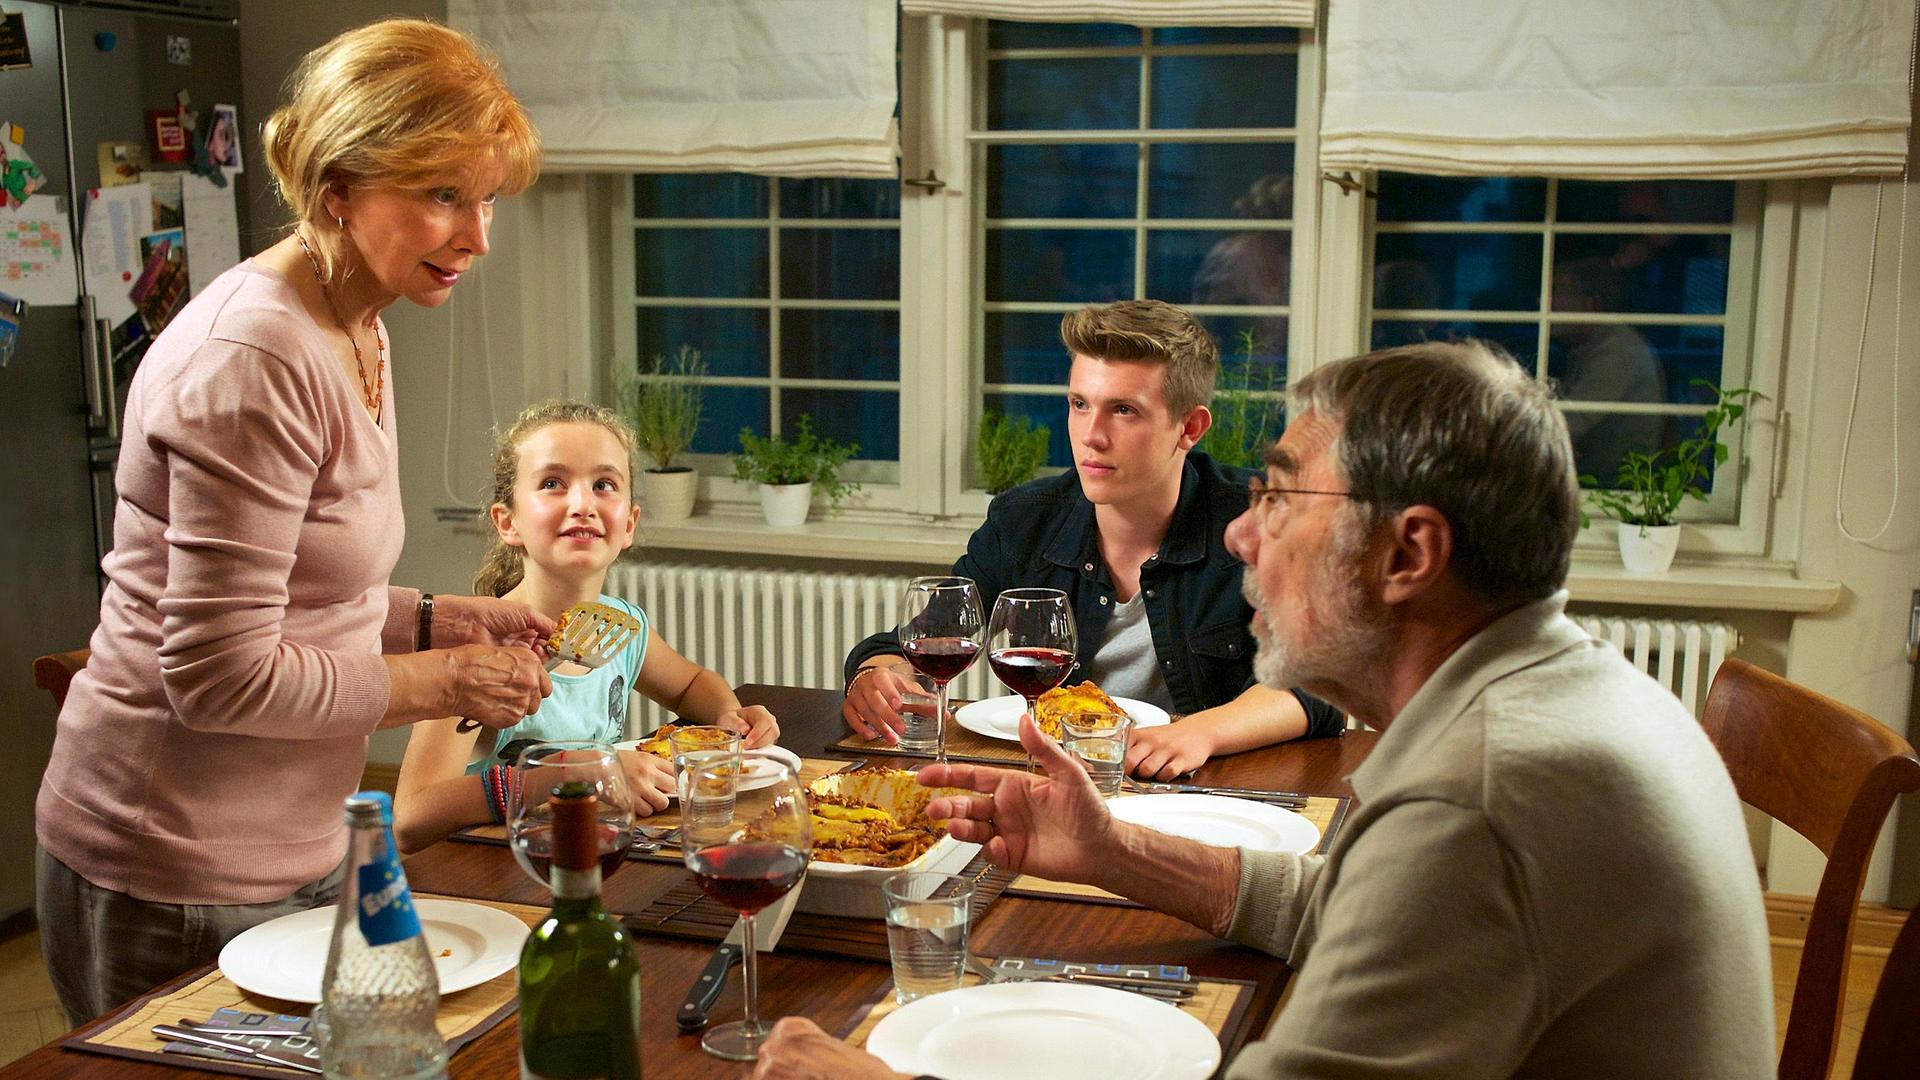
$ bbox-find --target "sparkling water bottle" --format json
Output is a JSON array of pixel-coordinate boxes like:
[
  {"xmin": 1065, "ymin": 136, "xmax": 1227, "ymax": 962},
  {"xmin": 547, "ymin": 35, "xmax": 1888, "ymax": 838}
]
[{"xmin": 318, "ymin": 791, "xmax": 449, "ymax": 1080}]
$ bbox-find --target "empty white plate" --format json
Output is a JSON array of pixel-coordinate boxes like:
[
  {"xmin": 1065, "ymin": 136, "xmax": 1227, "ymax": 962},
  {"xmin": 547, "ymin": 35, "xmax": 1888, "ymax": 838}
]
[
  {"xmin": 953, "ymin": 695, "xmax": 1170, "ymax": 742},
  {"xmin": 868, "ymin": 981, "xmax": 1219, "ymax": 1080},
  {"xmin": 611, "ymin": 741, "xmax": 804, "ymax": 791},
  {"xmin": 1107, "ymin": 793, "xmax": 1320, "ymax": 855},
  {"xmin": 218, "ymin": 898, "xmax": 529, "ymax": 1003}
]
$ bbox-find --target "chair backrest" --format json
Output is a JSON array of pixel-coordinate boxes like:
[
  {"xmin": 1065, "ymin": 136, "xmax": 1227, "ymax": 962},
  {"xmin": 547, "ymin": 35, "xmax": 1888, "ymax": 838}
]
[
  {"xmin": 1851, "ymin": 905, "xmax": 1920, "ymax": 1080},
  {"xmin": 1699, "ymin": 658, "xmax": 1920, "ymax": 1080},
  {"xmin": 31, "ymin": 648, "xmax": 89, "ymax": 709}
]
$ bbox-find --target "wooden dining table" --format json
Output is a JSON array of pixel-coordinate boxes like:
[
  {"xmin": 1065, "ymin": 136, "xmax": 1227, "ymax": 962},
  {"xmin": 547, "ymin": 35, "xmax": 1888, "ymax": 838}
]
[{"xmin": 4, "ymin": 684, "xmax": 1377, "ymax": 1079}]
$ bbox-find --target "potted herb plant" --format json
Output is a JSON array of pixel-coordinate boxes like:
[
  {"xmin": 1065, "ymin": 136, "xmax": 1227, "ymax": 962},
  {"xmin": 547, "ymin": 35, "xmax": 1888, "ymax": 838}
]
[
  {"xmin": 619, "ymin": 345, "xmax": 705, "ymax": 523},
  {"xmin": 1203, "ymin": 330, "xmax": 1284, "ymax": 470},
  {"xmin": 1582, "ymin": 381, "xmax": 1756, "ymax": 574},
  {"xmin": 975, "ymin": 410, "xmax": 1051, "ymax": 495},
  {"xmin": 731, "ymin": 416, "xmax": 860, "ymax": 527}
]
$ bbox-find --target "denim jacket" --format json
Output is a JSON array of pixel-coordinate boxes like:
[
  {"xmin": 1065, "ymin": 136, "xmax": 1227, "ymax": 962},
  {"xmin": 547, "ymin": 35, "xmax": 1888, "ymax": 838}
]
[{"xmin": 844, "ymin": 452, "xmax": 1344, "ymax": 737}]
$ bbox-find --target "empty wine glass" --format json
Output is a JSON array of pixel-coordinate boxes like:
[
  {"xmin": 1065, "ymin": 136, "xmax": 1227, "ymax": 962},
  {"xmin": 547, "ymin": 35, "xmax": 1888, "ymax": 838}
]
[
  {"xmin": 897, "ymin": 576, "xmax": 984, "ymax": 764},
  {"xmin": 508, "ymin": 741, "xmax": 635, "ymax": 889},
  {"xmin": 680, "ymin": 759, "xmax": 811, "ymax": 1061},
  {"xmin": 987, "ymin": 588, "xmax": 1077, "ymax": 736}
]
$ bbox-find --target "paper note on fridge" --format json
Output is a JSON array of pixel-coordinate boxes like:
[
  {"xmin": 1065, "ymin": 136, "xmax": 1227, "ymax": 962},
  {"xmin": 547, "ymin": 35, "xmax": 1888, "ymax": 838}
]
[
  {"xmin": 181, "ymin": 173, "xmax": 239, "ymax": 296},
  {"xmin": 0, "ymin": 197, "xmax": 78, "ymax": 306},
  {"xmin": 81, "ymin": 182, "xmax": 148, "ymax": 323}
]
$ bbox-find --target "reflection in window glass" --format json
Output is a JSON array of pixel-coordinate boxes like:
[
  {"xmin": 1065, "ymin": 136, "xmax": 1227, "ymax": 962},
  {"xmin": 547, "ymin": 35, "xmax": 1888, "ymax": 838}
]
[
  {"xmin": 1373, "ymin": 233, "xmax": 1545, "ymax": 312},
  {"xmin": 1151, "ymin": 53, "xmax": 1296, "ymax": 129},
  {"xmin": 988, "ymin": 144, "xmax": 1138, "ymax": 219},
  {"xmin": 984, "ymin": 230, "xmax": 1135, "ymax": 303},
  {"xmin": 1556, "ymin": 180, "xmax": 1735, "ymax": 225},
  {"xmin": 1375, "ymin": 175, "xmax": 1546, "ymax": 224},
  {"xmin": 1152, "ymin": 228, "xmax": 1289, "ymax": 318},
  {"xmin": 1148, "ymin": 145, "xmax": 1295, "ymax": 220},
  {"xmin": 1552, "ymin": 234, "xmax": 1729, "ymax": 315}
]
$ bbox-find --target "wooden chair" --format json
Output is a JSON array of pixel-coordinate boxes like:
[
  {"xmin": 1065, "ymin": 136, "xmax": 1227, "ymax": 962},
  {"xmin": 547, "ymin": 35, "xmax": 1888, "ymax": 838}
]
[
  {"xmin": 1700, "ymin": 658, "xmax": 1920, "ymax": 1080},
  {"xmin": 31, "ymin": 647, "xmax": 89, "ymax": 709},
  {"xmin": 1851, "ymin": 904, "xmax": 1920, "ymax": 1079}
]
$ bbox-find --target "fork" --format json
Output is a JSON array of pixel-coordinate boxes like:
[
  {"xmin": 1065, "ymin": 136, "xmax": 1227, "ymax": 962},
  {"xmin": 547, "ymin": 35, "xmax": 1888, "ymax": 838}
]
[{"xmin": 457, "ymin": 601, "xmax": 645, "ymax": 733}]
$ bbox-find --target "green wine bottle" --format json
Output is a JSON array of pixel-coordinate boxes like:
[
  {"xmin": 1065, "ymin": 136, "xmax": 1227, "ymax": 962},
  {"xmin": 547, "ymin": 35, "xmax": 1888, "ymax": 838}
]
[{"xmin": 518, "ymin": 781, "xmax": 641, "ymax": 1080}]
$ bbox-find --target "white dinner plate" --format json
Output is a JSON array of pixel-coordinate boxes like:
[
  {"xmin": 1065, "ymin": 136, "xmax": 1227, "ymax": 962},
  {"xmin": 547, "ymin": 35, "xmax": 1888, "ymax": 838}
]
[
  {"xmin": 611, "ymin": 742, "xmax": 804, "ymax": 791},
  {"xmin": 218, "ymin": 898, "xmax": 529, "ymax": 1004},
  {"xmin": 868, "ymin": 982, "xmax": 1219, "ymax": 1080},
  {"xmin": 1107, "ymin": 793, "xmax": 1320, "ymax": 855},
  {"xmin": 953, "ymin": 695, "xmax": 1171, "ymax": 742}
]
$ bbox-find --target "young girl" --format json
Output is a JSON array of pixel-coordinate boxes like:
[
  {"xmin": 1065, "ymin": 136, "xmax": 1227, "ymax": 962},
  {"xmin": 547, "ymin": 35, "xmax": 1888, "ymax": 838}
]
[{"xmin": 394, "ymin": 400, "xmax": 778, "ymax": 853}]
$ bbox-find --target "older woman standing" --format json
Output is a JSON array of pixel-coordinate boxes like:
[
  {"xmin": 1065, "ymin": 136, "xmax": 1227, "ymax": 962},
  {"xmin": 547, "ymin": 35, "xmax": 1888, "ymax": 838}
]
[{"xmin": 34, "ymin": 19, "xmax": 550, "ymax": 1024}]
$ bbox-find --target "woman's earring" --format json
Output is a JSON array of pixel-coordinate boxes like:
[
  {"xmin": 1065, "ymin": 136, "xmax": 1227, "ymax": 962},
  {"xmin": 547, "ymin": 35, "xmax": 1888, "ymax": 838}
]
[{"xmin": 336, "ymin": 216, "xmax": 346, "ymax": 231}]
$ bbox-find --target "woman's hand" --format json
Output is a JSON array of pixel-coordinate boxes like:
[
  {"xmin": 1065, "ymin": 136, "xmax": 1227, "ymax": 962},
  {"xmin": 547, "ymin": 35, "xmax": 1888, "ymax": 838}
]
[
  {"xmin": 752, "ymin": 1017, "xmax": 910, "ymax": 1080},
  {"xmin": 617, "ymin": 749, "xmax": 675, "ymax": 816},
  {"xmin": 839, "ymin": 662, "xmax": 914, "ymax": 743},
  {"xmin": 718, "ymin": 705, "xmax": 780, "ymax": 749},
  {"xmin": 432, "ymin": 594, "xmax": 556, "ymax": 650},
  {"xmin": 442, "ymin": 644, "xmax": 551, "ymax": 729}
]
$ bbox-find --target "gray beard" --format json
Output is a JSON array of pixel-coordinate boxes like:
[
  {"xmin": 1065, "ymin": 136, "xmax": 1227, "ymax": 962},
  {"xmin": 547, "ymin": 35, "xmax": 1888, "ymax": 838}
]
[{"xmin": 1243, "ymin": 560, "xmax": 1387, "ymax": 697}]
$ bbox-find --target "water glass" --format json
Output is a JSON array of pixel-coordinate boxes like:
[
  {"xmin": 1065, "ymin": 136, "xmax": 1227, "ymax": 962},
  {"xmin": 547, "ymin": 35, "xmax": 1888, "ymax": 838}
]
[
  {"xmin": 1062, "ymin": 712, "xmax": 1132, "ymax": 797},
  {"xmin": 883, "ymin": 872, "xmax": 973, "ymax": 1004},
  {"xmin": 894, "ymin": 670, "xmax": 946, "ymax": 754}
]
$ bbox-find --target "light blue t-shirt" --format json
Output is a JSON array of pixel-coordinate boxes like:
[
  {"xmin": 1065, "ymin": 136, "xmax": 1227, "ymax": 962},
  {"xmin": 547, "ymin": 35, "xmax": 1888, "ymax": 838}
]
[{"xmin": 467, "ymin": 594, "xmax": 650, "ymax": 772}]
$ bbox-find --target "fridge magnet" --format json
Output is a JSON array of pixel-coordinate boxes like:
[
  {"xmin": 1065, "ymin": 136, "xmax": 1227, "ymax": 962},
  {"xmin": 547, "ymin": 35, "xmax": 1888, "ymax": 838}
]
[
  {"xmin": 97, "ymin": 140, "xmax": 147, "ymax": 187},
  {"xmin": 205, "ymin": 104, "xmax": 241, "ymax": 173},
  {"xmin": 146, "ymin": 109, "xmax": 187, "ymax": 164},
  {"xmin": 0, "ymin": 121, "xmax": 47, "ymax": 209},
  {"xmin": 132, "ymin": 229, "xmax": 187, "ymax": 336},
  {"xmin": 0, "ymin": 11, "xmax": 31, "ymax": 71}
]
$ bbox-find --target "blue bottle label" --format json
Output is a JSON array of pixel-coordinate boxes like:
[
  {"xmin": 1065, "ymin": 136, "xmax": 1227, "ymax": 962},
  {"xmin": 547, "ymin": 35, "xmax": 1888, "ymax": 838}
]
[{"xmin": 355, "ymin": 859, "xmax": 422, "ymax": 946}]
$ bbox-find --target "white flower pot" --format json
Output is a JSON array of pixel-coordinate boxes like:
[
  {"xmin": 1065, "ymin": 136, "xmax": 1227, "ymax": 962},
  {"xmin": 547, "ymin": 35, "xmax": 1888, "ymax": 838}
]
[
  {"xmin": 1616, "ymin": 522, "xmax": 1681, "ymax": 574},
  {"xmin": 758, "ymin": 482, "xmax": 813, "ymax": 528},
  {"xmin": 640, "ymin": 468, "xmax": 698, "ymax": 523}
]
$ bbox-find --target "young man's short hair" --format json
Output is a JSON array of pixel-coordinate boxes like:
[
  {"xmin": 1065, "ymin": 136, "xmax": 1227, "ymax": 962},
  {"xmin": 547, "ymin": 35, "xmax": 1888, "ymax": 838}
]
[{"xmin": 1060, "ymin": 300, "xmax": 1219, "ymax": 416}]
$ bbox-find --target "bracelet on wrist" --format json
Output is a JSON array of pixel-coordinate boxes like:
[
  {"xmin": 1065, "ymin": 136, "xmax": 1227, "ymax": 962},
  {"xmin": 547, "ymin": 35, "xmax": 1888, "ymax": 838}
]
[
  {"xmin": 417, "ymin": 593, "xmax": 434, "ymax": 652},
  {"xmin": 845, "ymin": 661, "xmax": 906, "ymax": 695}
]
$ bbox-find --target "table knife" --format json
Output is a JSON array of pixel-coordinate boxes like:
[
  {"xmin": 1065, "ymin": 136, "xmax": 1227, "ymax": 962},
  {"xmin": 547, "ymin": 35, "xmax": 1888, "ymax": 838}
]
[
  {"xmin": 1134, "ymin": 782, "xmax": 1311, "ymax": 804},
  {"xmin": 152, "ymin": 1025, "xmax": 323, "ymax": 1074}
]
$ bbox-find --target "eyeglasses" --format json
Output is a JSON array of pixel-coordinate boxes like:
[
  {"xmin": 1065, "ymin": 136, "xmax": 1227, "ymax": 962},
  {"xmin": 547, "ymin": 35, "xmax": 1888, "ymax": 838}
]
[{"xmin": 1246, "ymin": 479, "xmax": 1355, "ymax": 522}]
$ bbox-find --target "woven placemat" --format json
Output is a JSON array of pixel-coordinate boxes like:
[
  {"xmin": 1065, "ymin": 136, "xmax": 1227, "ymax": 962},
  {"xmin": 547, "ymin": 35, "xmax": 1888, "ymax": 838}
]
[
  {"xmin": 831, "ymin": 723, "xmax": 1030, "ymax": 765},
  {"xmin": 1006, "ymin": 794, "xmax": 1350, "ymax": 904},
  {"xmin": 839, "ymin": 965, "xmax": 1257, "ymax": 1056},
  {"xmin": 627, "ymin": 849, "xmax": 1015, "ymax": 962},
  {"xmin": 62, "ymin": 893, "xmax": 543, "ymax": 1078}
]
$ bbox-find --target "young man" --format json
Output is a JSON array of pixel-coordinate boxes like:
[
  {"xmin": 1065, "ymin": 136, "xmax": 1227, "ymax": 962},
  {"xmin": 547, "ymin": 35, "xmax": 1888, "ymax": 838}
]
[
  {"xmin": 841, "ymin": 299, "xmax": 1342, "ymax": 778},
  {"xmin": 769, "ymin": 339, "xmax": 1775, "ymax": 1079}
]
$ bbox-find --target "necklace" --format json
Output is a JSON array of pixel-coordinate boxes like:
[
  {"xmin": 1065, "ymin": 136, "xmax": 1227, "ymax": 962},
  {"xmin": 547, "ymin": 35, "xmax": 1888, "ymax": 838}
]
[{"xmin": 295, "ymin": 231, "xmax": 385, "ymax": 417}]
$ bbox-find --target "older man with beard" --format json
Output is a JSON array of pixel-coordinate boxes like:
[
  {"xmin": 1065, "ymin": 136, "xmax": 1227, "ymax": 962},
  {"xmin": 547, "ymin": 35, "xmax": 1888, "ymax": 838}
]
[{"xmin": 753, "ymin": 340, "xmax": 1774, "ymax": 1080}]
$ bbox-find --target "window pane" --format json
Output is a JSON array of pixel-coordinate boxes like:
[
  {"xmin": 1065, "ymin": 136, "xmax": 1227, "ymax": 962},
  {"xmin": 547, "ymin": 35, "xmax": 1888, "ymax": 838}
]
[
  {"xmin": 1151, "ymin": 53, "xmax": 1295, "ymax": 129},
  {"xmin": 633, "ymin": 175, "xmax": 766, "ymax": 218},
  {"xmin": 779, "ymin": 178, "xmax": 899, "ymax": 220},
  {"xmin": 984, "ymin": 312, "xmax": 1070, "ymax": 386},
  {"xmin": 692, "ymin": 385, "xmax": 770, "ymax": 456},
  {"xmin": 1153, "ymin": 27, "xmax": 1299, "ymax": 46},
  {"xmin": 1147, "ymin": 145, "xmax": 1294, "ymax": 220},
  {"xmin": 1557, "ymin": 180, "xmax": 1735, "ymax": 225},
  {"xmin": 984, "ymin": 229, "xmax": 1135, "ymax": 302},
  {"xmin": 1152, "ymin": 228, "xmax": 1289, "ymax": 309},
  {"xmin": 1547, "ymin": 323, "xmax": 1724, "ymax": 408},
  {"xmin": 1200, "ymin": 314, "xmax": 1288, "ymax": 369},
  {"xmin": 1367, "ymin": 319, "xmax": 1538, "ymax": 366},
  {"xmin": 780, "ymin": 228, "xmax": 899, "ymax": 300},
  {"xmin": 1376, "ymin": 175, "xmax": 1547, "ymax": 224},
  {"xmin": 784, "ymin": 388, "xmax": 898, "ymax": 462},
  {"xmin": 987, "ymin": 57, "xmax": 1140, "ymax": 130},
  {"xmin": 636, "ymin": 307, "xmax": 769, "ymax": 378},
  {"xmin": 1552, "ymin": 235, "xmax": 1730, "ymax": 315},
  {"xmin": 984, "ymin": 392, "xmax": 1074, "ymax": 468},
  {"xmin": 1373, "ymin": 234, "xmax": 1543, "ymax": 311},
  {"xmin": 988, "ymin": 144, "xmax": 1138, "ymax": 219},
  {"xmin": 988, "ymin": 21, "xmax": 1139, "ymax": 49},
  {"xmin": 782, "ymin": 309, "xmax": 899, "ymax": 381},
  {"xmin": 636, "ymin": 229, "xmax": 767, "ymax": 298}
]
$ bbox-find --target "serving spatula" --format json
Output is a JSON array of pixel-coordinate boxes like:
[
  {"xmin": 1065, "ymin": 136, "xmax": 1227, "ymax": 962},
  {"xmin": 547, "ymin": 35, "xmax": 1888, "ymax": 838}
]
[{"xmin": 455, "ymin": 601, "xmax": 645, "ymax": 733}]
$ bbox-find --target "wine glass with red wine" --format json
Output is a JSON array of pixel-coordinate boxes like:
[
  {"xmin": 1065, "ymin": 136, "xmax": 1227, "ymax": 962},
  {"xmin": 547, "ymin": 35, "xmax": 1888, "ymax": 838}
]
[
  {"xmin": 681, "ymin": 758, "xmax": 812, "ymax": 1062},
  {"xmin": 508, "ymin": 741, "xmax": 636, "ymax": 889},
  {"xmin": 897, "ymin": 576, "xmax": 984, "ymax": 764},
  {"xmin": 987, "ymin": 588, "xmax": 1078, "ymax": 736}
]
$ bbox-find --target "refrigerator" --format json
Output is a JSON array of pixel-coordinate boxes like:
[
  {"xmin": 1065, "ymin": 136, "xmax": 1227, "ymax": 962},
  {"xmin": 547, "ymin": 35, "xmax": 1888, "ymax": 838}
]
[{"xmin": 0, "ymin": 0, "xmax": 246, "ymax": 919}]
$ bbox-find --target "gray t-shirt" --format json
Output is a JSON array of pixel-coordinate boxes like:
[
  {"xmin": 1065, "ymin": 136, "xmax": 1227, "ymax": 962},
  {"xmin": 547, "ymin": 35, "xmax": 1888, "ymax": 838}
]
[{"xmin": 1084, "ymin": 591, "xmax": 1174, "ymax": 711}]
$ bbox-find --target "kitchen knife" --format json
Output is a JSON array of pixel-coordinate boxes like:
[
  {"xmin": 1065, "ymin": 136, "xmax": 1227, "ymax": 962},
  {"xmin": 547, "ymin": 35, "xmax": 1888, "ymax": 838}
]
[{"xmin": 675, "ymin": 874, "xmax": 807, "ymax": 1031}]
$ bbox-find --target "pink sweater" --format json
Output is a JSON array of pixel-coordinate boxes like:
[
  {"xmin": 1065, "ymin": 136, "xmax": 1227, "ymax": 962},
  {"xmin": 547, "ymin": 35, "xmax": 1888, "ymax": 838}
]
[{"xmin": 37, "ymin": 261, "xmax": 421, "ymax": 905}]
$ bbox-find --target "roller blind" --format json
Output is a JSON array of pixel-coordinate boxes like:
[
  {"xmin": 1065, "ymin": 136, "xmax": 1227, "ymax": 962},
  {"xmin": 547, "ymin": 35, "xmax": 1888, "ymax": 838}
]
[
  {"xmin": 1321, "ymin": 0, "xmax": 1918, "ymax": 180},
  {"xmin": 449, "ymin": 0, "xmax": 899, "ymax": 177},
  {"xmin": 899, "ymin": 1, "xmax": 1314, "ymax": 27}
]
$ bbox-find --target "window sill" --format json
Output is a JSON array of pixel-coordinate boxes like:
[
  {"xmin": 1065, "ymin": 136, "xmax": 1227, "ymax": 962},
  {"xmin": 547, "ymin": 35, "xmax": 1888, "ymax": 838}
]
[{"xmin": 433, "ymin": 506, "xmax": 1843, "ymax": 613}]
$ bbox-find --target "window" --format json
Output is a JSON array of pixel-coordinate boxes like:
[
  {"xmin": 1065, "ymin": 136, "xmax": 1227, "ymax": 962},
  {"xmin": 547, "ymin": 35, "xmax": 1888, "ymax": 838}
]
[
  {"xmin": 1366, "ymin": 175, "xmax": 1761, "ymax": 522},
  {"xmin": 977, "ymin": 22, "xmax": 1307, "ymax": 470}
]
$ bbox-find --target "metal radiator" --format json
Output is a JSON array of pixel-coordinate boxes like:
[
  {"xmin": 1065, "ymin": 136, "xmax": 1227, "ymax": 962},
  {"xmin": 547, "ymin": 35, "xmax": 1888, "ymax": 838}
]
[{"xmin": 608, "ymin": 563, "xmax": 1739, "ymax": 731}]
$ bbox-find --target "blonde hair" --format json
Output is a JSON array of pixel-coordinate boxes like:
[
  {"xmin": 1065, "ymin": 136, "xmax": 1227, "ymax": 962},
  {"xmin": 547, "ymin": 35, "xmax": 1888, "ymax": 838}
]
[
  {"xmin": 262, "ymin": 17, "xmax": 541, "ymax": 280},
  {"xmin": 1059, "ymin": 300, "xmax": 1219, "ymax": 416},
  {"xmin": 474, "ymin": 400, "xmax": 640, "ymax": 598}
]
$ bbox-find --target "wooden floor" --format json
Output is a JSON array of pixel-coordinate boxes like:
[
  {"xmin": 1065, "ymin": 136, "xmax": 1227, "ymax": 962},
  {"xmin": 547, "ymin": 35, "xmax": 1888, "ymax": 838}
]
[{"xmin": 0, "ymin": 901, "xmax": 1905, "ymax": 1073}]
